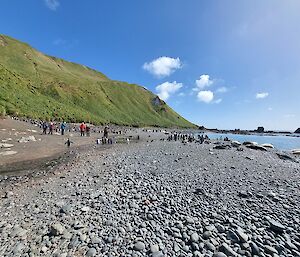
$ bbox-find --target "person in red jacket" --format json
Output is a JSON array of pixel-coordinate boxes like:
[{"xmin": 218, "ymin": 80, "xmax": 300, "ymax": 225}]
[{"xmin": 80, "ymin": 122, "xmax": 86, "ymax": 136}]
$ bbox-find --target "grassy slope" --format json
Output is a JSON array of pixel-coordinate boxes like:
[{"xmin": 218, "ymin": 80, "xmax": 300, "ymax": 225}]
[{"xmin": 0, "ymin": 35, "xmax": 196, "ymax": 128}]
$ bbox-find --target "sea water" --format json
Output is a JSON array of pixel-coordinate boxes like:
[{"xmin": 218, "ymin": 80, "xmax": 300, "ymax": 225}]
[{"xmin": 204, "ymin": 132, "xmax": 300, "ymax": 151}]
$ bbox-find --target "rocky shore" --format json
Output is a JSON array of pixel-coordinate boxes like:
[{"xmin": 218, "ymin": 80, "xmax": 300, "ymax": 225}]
[{"xmin": 0, "ymin": 139, "xmax": 300, "ymax": 257}]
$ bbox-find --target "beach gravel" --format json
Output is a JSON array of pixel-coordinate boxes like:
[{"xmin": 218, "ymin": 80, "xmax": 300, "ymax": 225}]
[{"xmin": 0, "ymin": 139, "xmax": 299, "ymax": 257}]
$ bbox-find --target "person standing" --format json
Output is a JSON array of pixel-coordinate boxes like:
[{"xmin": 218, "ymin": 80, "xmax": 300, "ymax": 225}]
[
  {"xmin": 86, "ymin": 125, "xmax": 90, "ymax": 137},
  {"xmin": 103, "ymin": 126, "xmax": 108, "ymax": 138},
  {"xmin": 42, "ymin": 121, "xmax": 48, "ymax": 135},
  {"xmin": 49, "ymin": 121, "xmax": 54, "ymax": 135},
  {"xmin": 60, "ymin": 122, "xmax": 66, "ymax": 136},
  {"xmin": 80, "ymin": 122, "xmax": 86, "ymax": 136}
]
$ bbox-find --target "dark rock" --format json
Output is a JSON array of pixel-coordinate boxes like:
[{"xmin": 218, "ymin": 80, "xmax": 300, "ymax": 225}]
[
  {"xmin": 227, "ymin": 230, "xmax": 240, "ymax": 243},
  {"xmin": 219, "ymin": 243, "xmax": 237, "ymax": 256},
  {"xmin": 249, "ymin": 241, "xmax": 260, "ymax": 255}
]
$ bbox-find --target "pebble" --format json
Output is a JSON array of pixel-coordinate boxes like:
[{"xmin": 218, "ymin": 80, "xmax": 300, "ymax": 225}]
[
  {"xmin": 150, "ymin": 244, "xmax": 159, "ymax": 253},
  {"xmin": 213, "ymin": 252, "xmax": 227, "ymax": 257},
  {"xmin": 86, "ymin": 247, "xmax": 97, "ymax": 256},
  {"xmin": 269, "ymin": 219, "xmax": 285, "ymax": 233},
  {"xmin": 50, "ymin": 223, "xmax": 65, "ymax": 236},
  {"xmin": 134, "ymin": 241, "xmax": 145, "ymax": 251},
  {"xmin": 190, "ymin": 232, "xmax": 199, "ymax": 242}
]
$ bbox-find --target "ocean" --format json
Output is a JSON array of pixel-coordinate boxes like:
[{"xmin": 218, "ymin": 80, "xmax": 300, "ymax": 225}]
[{"xmin": 204, "ymin": 132, "xmax": 300, "ymax": 151}]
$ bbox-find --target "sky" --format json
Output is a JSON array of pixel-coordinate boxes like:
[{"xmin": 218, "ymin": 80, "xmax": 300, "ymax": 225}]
[{"xmin": 1, "ymin": 0, "xmax": 299, "ymax": 131}]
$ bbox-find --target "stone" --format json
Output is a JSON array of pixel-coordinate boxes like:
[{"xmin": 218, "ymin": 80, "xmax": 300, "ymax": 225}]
[
  {"xmin": 68, "ymin": 235, "xmax": 80, "ymax": 249},
  {"xmin": 118, "ymin": 227, "xmax": 126, "ymax": 234},
  {"xmin": 264, "ymin": 245, "xmax": 278, "ymax": 255},
  {"xmin": 134, "ymin": 241, "xmax": 145, "ymax": 251},
  {"xmin": 86, "ymin": 248, "xmax": 97, "ymax": 256},
  {"xmin": 216, "ymin": 224, "xmax": 225, "ymax": 233},
  {"xmin": 219, "ymin": 243, "xmax": 237, "ymax": 256},
  {"xmin": 191, "ymin": 232, "xmax": 200, "ymax": 242},
  {"xmin": 193, "ymin": 250, "xmax": 203, "ymax": 257},
  {"xmin": 5, "ymin": 191, "xmax": 14, "ymax": 198},
  {"xmin": 11, "ymin": 227, "xmax": 27, "ymax": 237},
  {"xmin": 269, "ymin": 219, "xmax": 285, "ymax": 233},
  {"xmin": 203, "ymin": 231, "xmax": 212, "ymax": 239},
  {"xmin": 227, "ymin": 230, "xmax": 240, "ymax": 243},
  {"xmin": 50, "ymin": 223, "xmax": 65, "ymax": 236},
  {"xmin": 174, "ymin": 242, "xmax": 181, "ymax": 252},
  {"xmin": 41, "ymin": 246, "xmax": 48, "ymax": 253},
  {"xmin": 213, "ymin": 253, "xmax": 227, "ymax": 257},
  {"xmin": 91, "ymin": 237, "xmax": 101, "ymax": 244},
  {"xmin": 182, "ymin": 245, "xmax": 190, "ymax": 252},
  {"xmin": 206, "ymin": 242, "xmax": 216, "ymax": 251},
  {"xmin": 236, "ymin": 228, "xmax": 249, "ymax": 242},
  {"xmin": 81, "ymin": 206, "xmax": 90, "ymax": 212},
  {"xmin": 238, "ymin": 191, "xmax": 250, "ymax": 198},
  {"xmin": 60, "ymin": 204, "xmax": 72, "ymax": 214},
  {"xmin": 12, "ymin": 242, "xmax": 25, "ymax": 254},
  {"xmin": 286, "ymin": 241, "xmax": 298, "ymax": 251},
  {"xmin": 150, "ymin": 244, "xmax": 159, "ymax": 253},
  {"xmin": 152, "ymin": 251, "xmax": 164, "ymax": 257},
  {"xmin": 249, "ymin": 241, "xmax": 260, "ymax": 255}
]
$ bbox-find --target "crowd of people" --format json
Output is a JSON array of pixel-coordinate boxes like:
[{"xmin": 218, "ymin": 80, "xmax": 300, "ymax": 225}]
[
  {"xmin": 39, "ymin": 120, "xmax": 120, "ymax": 147},
  {"xmin": 41, "ymin": 121, "xmax": 68, "ymax": 135},
  {"xmin": 39, "ymin": 121, "xmax": 105, "ymax": 138}
]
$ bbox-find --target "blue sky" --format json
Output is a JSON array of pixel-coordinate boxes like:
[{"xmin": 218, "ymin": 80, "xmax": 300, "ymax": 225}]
[{"xmin": 1, "ymin": 0, "xmax": 299, "ymax": 130}]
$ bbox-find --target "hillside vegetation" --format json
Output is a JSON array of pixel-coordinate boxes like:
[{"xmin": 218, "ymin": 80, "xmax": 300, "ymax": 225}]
[{"xmin": 0, "ymin": 35, "xmax": 195, "ymax": 128}]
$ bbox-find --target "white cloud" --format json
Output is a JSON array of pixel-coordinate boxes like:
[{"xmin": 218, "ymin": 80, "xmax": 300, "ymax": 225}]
[
  {"xmin": 216, "ymin": 87, "xmax": 228, "ymax": 93},
  {"xmin": 178, "ymin": 92, "xmax": 186, "ymax": 97},
  {"xmin": 143, "ymin": 57, "xmax": 182, "ymax": 78},
  {"xmin": 214, "ymin": 98, "xmax": 222, "ymax": 104},
  {"xmin": 268, "ymin": 107, "xmax": 273, "ymax": 111},
  {"xmin": 194, "ymin": 74, "xmax": 213, "ymax": 90},
  {"xmin": 45, "ymin": 0, "xmax": 60, "ymax": 10},
  {"xmin": 197, "ymin": 90, "xmax": 214, "ymax": 103},
  {"xmin": 256, "ymin": 92, "xmax": 269, "ymax": 99},
  {"xmin": 156, "ymin": 81, "xmax": 183, "ymax": 101}
]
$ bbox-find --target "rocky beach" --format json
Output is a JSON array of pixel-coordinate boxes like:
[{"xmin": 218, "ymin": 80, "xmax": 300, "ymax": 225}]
[{"xmin": 0, "ymin": 136, "xmax": 300, "ymax": 257}]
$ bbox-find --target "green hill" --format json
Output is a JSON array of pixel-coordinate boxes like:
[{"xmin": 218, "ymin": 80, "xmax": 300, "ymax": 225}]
[{"xmin": 0, "ymin": 35, "xmax": 195, "ymax": 128}]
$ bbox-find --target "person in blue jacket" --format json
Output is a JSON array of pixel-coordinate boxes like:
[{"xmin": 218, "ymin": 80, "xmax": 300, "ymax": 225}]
[{"xmin": 60, "ymin": 122, "xmax": 66, "ymax": 136}]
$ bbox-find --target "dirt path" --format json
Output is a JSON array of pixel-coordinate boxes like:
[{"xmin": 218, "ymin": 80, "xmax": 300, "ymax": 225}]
[
  {"xmin": 0, "ymin": 117, "xmax": 165, "ymax": 175},
  {"xmin": 0, "ymin": 118, "xmax": 119, "ymax": 175}
]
